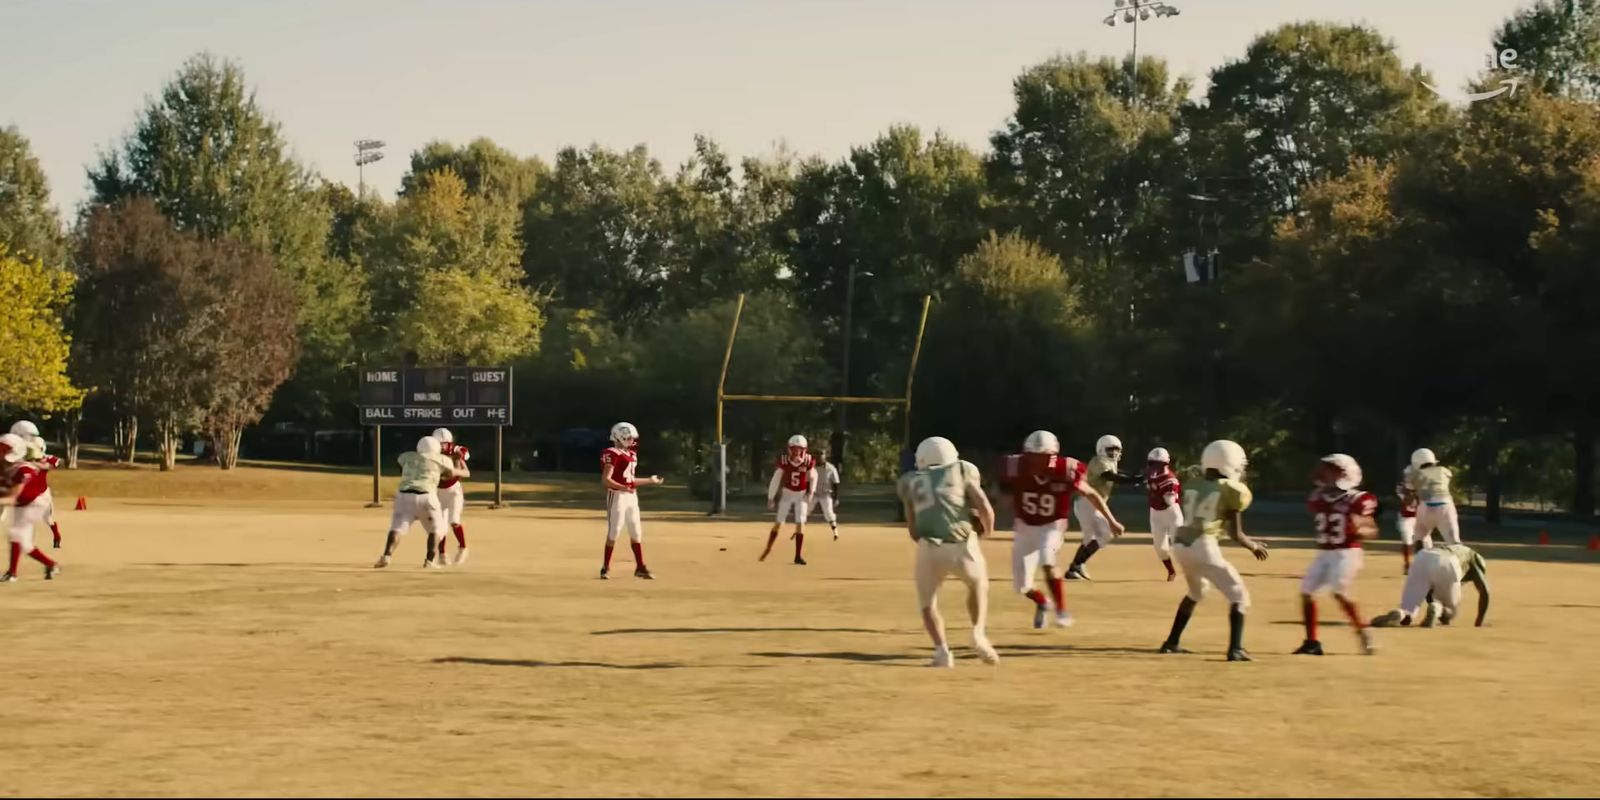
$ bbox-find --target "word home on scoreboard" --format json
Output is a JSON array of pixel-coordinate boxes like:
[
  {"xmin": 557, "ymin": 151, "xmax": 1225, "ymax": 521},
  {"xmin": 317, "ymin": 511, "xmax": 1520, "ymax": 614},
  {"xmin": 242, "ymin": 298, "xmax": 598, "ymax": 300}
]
[{"xmin": 358, "ymin": 367, "xmax": 513, "ymax": 426}]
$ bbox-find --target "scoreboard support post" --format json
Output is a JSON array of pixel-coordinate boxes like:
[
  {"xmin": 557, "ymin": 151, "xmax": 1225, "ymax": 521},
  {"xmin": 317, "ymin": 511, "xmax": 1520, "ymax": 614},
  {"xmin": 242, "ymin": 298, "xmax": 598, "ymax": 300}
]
[
  {"xmin": 491, "ymin": 427, "xmax": 505, "ymax": 509},
  {"xmin": 366, "ymin": 425, "xmax": 382, "ymax": 508}
]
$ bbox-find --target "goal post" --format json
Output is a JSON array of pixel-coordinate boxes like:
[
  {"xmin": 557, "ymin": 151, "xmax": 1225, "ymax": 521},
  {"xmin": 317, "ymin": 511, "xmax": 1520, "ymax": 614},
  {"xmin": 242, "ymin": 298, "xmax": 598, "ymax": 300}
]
[{"xmin": 711, "ymin": 293, "xmax": 931, "ymax": 516}]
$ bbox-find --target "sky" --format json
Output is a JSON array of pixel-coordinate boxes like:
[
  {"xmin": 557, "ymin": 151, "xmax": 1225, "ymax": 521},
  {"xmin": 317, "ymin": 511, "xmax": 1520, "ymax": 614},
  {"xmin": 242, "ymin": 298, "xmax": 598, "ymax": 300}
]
[{"xmin": 2, "ymin": 0, "xmax": 1533, "ymax": 214}]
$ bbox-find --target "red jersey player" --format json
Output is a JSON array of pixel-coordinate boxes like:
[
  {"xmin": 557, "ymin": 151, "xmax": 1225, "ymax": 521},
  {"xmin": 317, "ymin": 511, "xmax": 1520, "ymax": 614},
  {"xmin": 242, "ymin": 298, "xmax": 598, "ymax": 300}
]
[
  {"xmin": 1146, "ymin": 448, "xmax": 1183, "ymax": 581},
  {"xmin": 998, "ymin": 430, "xmax": 1122, "ymax": 628},
  {"xmin": 1296, "ymin": 454, "xmax": 1378, "ymax": 656},
  {"xmin": 1396, "ymin": 467, "xmax": 1421, "ymax": 574},
  {"xmin": 600, "ymin": 422, "xmax": 663, "ymax": 580},
  {"xmin": 0, "ymin": 433, "xmax": 60, "ymax": 581},
  {"xmin": 763, "ymin": 435, "xmax": 817, "ymax": 565},
  {"xmin": 431, "ymin": 428, "xmax": 471, "ymax": 566}
]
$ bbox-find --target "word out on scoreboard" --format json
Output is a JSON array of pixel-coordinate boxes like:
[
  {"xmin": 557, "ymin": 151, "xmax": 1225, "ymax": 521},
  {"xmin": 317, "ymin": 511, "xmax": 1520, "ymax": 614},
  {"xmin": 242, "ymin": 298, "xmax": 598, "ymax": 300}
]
[{"xmin": 358, "ymin": 366, "xmax": 513, "ymax": 426}]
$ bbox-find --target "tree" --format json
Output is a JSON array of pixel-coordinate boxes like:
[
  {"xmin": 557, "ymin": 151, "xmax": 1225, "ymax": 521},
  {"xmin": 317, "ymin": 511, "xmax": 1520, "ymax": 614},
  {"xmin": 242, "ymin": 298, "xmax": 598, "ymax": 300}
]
[
  {"xmin": 0, "ymin": 244, "xmax": 82, "ymax": 415},
  {"xmin": 401, "ymin": 138, "xmax": 546, "ymax": 208},
  {"xmin": 87, "ymin": 53, "xmax": 364, "ymax": 425},
  {"xmin": 0, "ymin": 127, "xmax": 67, "ymax": 265},
  {"xmin": 1498, "ymin": 0, "xmax": 1600, "ymax": 99},
  {"xmin": 369, "ymin": 168, "xmax": 543, "ymax": 364}
]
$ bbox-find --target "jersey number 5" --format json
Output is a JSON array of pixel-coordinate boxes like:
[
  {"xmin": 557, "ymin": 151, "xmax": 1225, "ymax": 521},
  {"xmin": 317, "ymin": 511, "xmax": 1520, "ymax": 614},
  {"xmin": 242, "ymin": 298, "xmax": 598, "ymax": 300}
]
[{"xmin": 786, "ymin": 470, "xmax": 805, "ymax": 490}]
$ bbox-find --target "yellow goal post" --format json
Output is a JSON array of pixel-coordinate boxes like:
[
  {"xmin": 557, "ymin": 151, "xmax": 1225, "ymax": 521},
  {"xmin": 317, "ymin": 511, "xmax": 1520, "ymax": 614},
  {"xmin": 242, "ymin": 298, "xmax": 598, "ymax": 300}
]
[{"xmin": 711, "ymin": 293, "xmax": 931, "ymax": 515}]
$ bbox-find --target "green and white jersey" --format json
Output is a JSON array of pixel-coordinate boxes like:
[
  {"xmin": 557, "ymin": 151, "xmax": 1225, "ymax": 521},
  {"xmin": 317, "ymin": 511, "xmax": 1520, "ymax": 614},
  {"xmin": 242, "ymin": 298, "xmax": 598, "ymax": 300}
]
[
  {"xmin": 1409, "ymin": 465, "xmax": 1454, "ymax": 504},
  {"xmin": 1175, "ymin": 477, "xmax": 1253, "ymax": 546},
  {"xmin": 1443, "ymin": 543, "xmax": 1487, "ymax": 581},
  {"xmin": 897, "ymin": 460, "xmax": 983, "ymax": 544},
  {"xmin": 1086, "ymin": 454, "xmax": 1119, "ymax": 498},
  {"xmin": 397, "ymin": 451, "xmax": 455, "ymax": 493}
]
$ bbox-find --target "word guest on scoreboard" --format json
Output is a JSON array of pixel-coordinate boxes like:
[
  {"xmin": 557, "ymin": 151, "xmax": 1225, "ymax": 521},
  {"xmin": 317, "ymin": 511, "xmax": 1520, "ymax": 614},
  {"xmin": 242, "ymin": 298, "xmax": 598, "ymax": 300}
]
[{"xmin": 358, "ymin": 366, "xmax": 513, "ymax": 426}]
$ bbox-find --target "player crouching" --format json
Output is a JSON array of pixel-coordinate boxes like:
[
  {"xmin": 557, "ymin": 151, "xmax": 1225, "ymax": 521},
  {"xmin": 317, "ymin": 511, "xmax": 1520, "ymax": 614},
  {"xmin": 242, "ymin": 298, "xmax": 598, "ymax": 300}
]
[
  {"xmin": 430, "ymin": 428, "xmax": 471, "ymax": 566},
  {"xmin": 1295, "ymin": 454, "xmax": 1378, "ymax": 656},
  {"xmin": 600, "ymin": 422, "xmax": 663, "ymax": 580},
  {"xmin": 373, "ymin": 435, "xmax": 464, "ymax": 570},
  {"xmin": 1371, "ymin": 543, "xmax": 1490, "ymax": 629},
  {"xmin": 898, "ymin": 436, "xmax": 999, "ymax": 668},
  {"xmin": 1145, "ymin": 448, "xmax": 1183, "ymax": 581},
  {"xmin": 1001, "ymin": 430, "xmax": 1122, "ymax": 629},
  {"xmin": 1159, "ymin": 440, "xmax": 1268, "ymax": 662},
  {"xmin": 763, "ymin": 435, "xmax": 816, "ymax": 565},
  {"xmin": 0, "ymin": 433, "xmax": 60, "ymax": 582}
]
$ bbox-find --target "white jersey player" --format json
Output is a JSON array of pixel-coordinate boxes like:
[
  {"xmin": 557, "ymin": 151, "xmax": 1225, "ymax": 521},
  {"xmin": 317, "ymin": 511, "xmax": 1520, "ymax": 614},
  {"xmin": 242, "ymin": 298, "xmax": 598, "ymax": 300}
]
[
  {"xmin": 430, "ymin": 428, "xmax": 471, "ymax": 566},
  {"xmin": 763, "ymin": 435, "xmax": 817, "ymax": 565},
  {"xmin": 809, "ymin": 450, "xmax": 842, "ymax": 540},
  {"xmin": 1066, "ymin": 434, "xmax": 1141, "ymax": 580},
  {"xmin": 1371, "ymin": 543, "xmax": 1491, "ymax": 628},
  {"xmin": 1406, "ymin": 448, "xmax": 1461, "ymax": 546},
  {"xmin": 600, "ymin": 422, "xmax": 664, "ymax": 580},
  {"xmin": 374, "ymin": 435, "xmax": 464, "ymax": 569}
]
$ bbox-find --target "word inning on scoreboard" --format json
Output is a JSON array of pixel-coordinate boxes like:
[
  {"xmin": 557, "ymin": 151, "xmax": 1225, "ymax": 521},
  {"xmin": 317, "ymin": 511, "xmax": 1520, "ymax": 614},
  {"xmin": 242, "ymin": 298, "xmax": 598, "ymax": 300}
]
[{"xmin": 358, "ymin": 366, "xmax": 513, "ymax": 426}]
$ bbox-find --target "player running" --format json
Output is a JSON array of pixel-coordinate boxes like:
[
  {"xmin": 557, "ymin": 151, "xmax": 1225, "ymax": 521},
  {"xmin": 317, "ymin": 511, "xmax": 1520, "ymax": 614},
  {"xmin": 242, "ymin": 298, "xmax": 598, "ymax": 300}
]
[
  {"xmin": 1396, "ymin": 464, "xmax": 1423, "ymax": 574},
  {"xmin": 1370, "ymin": 543, "xmax": 1491, "ymax": 628},
  {"xmin": 1294, "ymin": 454, "xmax": 1378, "ymax": 656},
  {"xmin": 600, "ymin": 422, "xmax": 663, "ymax": 580},
  {"xmin": 1000, "ymin": 430, "xmax": 1123, "ymax": 629},
  {"xmin": 1158, "ymin": 440, "xmax": 1269, "ymax": 662},
  {"xmin": 762, "ymin": 435, "xmax": 817, "ymax": 565},
  {"xmin": 898, "ymin": 436, "xmax": 1000, "ymax": 668},
  {"xmin": 373, "ymin": 435, "xmax": 463, "ymax": 570},
  {"xmin": 12, "ymin": 424, "xmax": 64, "ymax": 549},
  {"xmin": 810, "ymin": 450, "xmax": 842, "ymax": 540},
  {"xmin": 1065, "ymin": 434, "xmax": 1142, "ymax": 580},
  {"xmin": 1146, "ymin": 448, "xmax": 1183, "ymax": 581},
  {"xmin": 0, "ymin": 433, "xmax": 60, "ymax": 582},
  {"xmin": 430, "ymin": 428, "xmax": 471, "ymax": 566},
  {"xmin": 1407, "ymin": 448, "xmax": 1461, "ymax": 546}
]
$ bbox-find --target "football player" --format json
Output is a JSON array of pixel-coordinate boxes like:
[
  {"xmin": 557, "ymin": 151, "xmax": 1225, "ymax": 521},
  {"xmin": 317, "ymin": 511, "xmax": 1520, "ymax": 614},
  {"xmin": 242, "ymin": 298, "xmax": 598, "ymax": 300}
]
[
  {"xmin": 1066, "ymin": 434, "xmax": 1142, "ymax": 580},
  {"xmin": 1294, "ymin": 454, "xmax": 1378, "ymax": 656}
]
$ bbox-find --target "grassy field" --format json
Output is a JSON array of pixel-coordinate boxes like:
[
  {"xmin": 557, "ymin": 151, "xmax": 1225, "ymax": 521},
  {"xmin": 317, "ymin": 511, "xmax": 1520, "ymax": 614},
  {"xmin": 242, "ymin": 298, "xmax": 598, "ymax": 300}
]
[{"xmin": 1, "ymin": 460, "xmax": 1598, "ymax": 797}]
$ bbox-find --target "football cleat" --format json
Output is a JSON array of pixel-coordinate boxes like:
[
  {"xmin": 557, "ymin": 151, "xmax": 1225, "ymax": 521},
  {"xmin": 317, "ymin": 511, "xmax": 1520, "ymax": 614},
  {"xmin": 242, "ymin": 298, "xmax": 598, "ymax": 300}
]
[
  {"xmin": 599, "ymin": 568, "xmax": 610, "ymax": 580},
  {"xmin": 930, "ymin": 646, "xmax": 955, "ymax": 668},
  {"xmin": 793, "ymin": 557, "xmax": 807, "ymax": 566},
  {"xmin": 1292, "ymin": 639, "xmax": 1324, "ymax": 656},
  {"xmin": 1370, "ymin": 610, "xmax": 1405, "ymax": 628},
  {"xmin": 1358, "ymin": 628, "xmax": 1377, "ymax": 655},
  {"xmin": 634, "ymin": 566, "xmax": 654, "ymax": 580},
  {"xmin": 373, "ymin": 555, "xmax": 391, "ymax": 569},
  {"xmin": 973, "ymin": 637, "xmax": 1001, "ymax": 665},
  {"xmin": 1226, "ymin": 649, "xmax": 1254, "ymax": 662},
  {"xmin": 1054, "ymin": 612, "xmax": 1075, "ymax": 628},
  {"xmin": 1159, "ymin": 641, "xmax": 1191, "ymax": 654},
  {"xmin": 0, "ymin": 572, "xmax": 15, "ymax": 583},
  {"xmin": 44, "ymin": 564, "xmax": 59, "ymax": 581},
  {"xmin": 452, "ymin": 547, "xmax": 469, "ymax": 567}
]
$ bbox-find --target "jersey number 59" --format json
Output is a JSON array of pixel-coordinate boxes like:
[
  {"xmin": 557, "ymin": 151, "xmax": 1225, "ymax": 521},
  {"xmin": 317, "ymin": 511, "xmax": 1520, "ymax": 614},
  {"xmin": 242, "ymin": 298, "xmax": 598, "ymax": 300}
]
[{"xmin": 1020, "ymin": 491, "xmax": 1055, "ymax": 518}]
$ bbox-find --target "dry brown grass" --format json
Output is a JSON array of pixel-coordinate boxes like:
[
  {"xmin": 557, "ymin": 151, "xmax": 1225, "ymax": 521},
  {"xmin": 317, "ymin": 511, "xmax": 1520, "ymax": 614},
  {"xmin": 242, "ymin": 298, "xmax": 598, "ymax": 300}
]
[{"xmin": 2, "ymin": 463, "xmax": 1597, "ymax": 796}]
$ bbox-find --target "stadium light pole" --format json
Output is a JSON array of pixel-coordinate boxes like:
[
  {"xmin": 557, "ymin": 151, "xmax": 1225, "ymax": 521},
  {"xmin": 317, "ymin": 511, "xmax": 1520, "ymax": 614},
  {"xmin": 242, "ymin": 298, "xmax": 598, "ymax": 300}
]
[
  {"xmin": 354, "ymin": 139, "xmax": 386, "ymax": 196},
  {"xmin": 1103, "ymin": 0, "xmax": 1181, "ymax": 106}
]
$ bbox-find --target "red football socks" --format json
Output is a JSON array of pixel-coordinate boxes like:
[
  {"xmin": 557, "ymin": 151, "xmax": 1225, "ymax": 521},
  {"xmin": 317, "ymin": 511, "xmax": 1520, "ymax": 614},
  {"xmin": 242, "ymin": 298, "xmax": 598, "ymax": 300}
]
[
  {"xmin": 1024, "ymin": 589, "xmax": 1048, "ymax": 608},
  {"xmin": 1047, "ymin": 577, "xmax": 1066, "ymax": 611},
  {"xmin": 603, "ymin": 542, "xmax": 616, "ymax": 570},
  {"xmin": 1337, "ymin": 596, "xmax": 1364, "ymax": 630},
  {"xmin": 1302, "ymin": 596, "xmax": 1319, "ymax": 641},
  {"xmin": 452, "ymin": 524, "xmax": 466, "ymax": 548},
  {"xmin": 630, "ymin": 541, "xmax": 645, "ymax": 569}
]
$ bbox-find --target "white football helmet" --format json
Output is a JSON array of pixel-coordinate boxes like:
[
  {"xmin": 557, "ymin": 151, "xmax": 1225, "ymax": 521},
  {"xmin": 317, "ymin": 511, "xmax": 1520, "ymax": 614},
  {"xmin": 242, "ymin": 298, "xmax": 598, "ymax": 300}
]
[
  {"xmin": 1201, "ymin": 439, "xmax": 1248, "ymax": 480},
  {"xmin": 1023, "ymin": 430, "xmax": 1060, "ymax": 455},
  {"xmin": 417, "ymin": 436, "xmax": 442, "ymax": 456},
  {"xmin": 611, "ymin": 422, "xmax": 640, "ymax": 448},
  {"xmin": 1147, "ymin": 447, "xmax": 1171, "ymax": 464},
  {"xmin": 1320, "ymin": 453, "xmax": 1363, "ymax": 491},
  {"xmin": 10, "ymin": 420, "xmax": 39, "ymax": 439},
  {"xmin": 29, "ymin": 435, "xmax": 46, "ymax": 456},
  {"xmin": 1096, "ymin": 434, "xmax": 1123, "ymax": 460},
  {"xmin": 787, "ymin": 434, "xmax": 808, "ymax": 450},
  {"xmin": 0, "ymin": 433, "xmax": 28, "ymax": 464},
  {"xmin": 1410, "ymin": 448, "xmax": 1438, "ymax": 470},
  {"xmin": 915, "ymin": 436, "xmax": 960, "ymax": 470},
  {"xmin": 432, "ymin": 428, "xmax": 453, "ymax": 443}
]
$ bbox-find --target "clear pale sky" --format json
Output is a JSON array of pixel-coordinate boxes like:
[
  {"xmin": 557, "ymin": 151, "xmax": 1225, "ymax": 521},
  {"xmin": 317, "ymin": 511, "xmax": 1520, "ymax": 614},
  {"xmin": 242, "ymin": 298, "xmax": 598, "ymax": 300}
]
[{"xmin": 2, "ymin": 0, "xmax": 1531, "ymax": 213}]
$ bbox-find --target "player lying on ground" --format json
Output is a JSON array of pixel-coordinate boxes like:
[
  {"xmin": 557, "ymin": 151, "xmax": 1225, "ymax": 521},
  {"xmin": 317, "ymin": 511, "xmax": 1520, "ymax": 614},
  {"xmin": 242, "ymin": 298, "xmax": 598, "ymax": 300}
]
[
  {"xmin": 1066, "ymin": 434, "xmax": 1142, "ymax": 580},
  {"xmin": 600, "ymin": 422, "xmax": 663, "ymax": 580},
  {"xmin": 374, "ymin": 435, "xmax": 464, "ymax": 570},
  {"xmin": 1146, "ymin": 448, "xmax": 1183, "ymax": 582},
  {"xmin": 1160, "ymin": 439, "xmax": 1269, "ymax": 662},
  {"xmin": 1000, "ymin": 430, "xmax": 1123, "ymax": 630},
  {"xmin": 899, "ymin": 436, "xmax": 999, "ymax": 668},
  {"xmin": 430, "ymin": 427, "xmax": 471, "ymax": 566},
  {"xmin": 1407, "ymin": 448, "xmax": 1461, "ymax": 547},
  {"xmin": 763, "ymin": 435, "xmax": 817, "ymax": 565},
  {"xmin": 1370, "ymin": 543, "xmax": 1490, "ymax": 628},
  {"xmin": 1295, "ymin": 454, "xmax": 1378, "ymax": 656},
  {"xmin": 0, "ymin": 432, "xmax": 60, "ymax": 582}
]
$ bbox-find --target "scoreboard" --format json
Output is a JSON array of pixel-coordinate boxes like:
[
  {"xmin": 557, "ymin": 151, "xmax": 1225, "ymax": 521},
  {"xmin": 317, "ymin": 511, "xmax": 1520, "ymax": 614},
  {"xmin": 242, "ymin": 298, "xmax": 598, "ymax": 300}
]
[{"xmin": 358, "ymin": 366, "xmax": 513, "ymax": 426}]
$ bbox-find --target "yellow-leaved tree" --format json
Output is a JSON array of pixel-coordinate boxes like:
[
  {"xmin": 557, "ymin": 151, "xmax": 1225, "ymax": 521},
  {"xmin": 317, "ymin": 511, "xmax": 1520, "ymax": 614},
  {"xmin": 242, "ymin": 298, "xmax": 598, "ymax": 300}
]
[{"xmin": 0, "ymin": 243, "xmax": 84, "ymax": 415}]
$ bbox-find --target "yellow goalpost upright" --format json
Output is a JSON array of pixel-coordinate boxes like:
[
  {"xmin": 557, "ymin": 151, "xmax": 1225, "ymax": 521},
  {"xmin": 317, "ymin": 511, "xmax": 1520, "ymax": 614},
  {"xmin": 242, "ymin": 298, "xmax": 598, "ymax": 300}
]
[{"xmin": 710, "ymin": 293, "xmax": 932, "ymax": 515}]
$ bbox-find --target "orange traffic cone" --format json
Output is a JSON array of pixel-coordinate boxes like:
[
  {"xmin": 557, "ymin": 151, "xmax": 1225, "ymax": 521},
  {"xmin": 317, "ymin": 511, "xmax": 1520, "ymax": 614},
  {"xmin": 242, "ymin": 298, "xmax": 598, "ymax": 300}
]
[
  {"xmin": 1538, "ymin": 529, "xmax": 1551, "ymax": 545},
  {"xmin": 1588, "ymin": 534, "xmax": 1599, "ymax": 552},
  {"xmin": 74, "ymin": 496, "xmax": 87, "ymax": 511}
]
